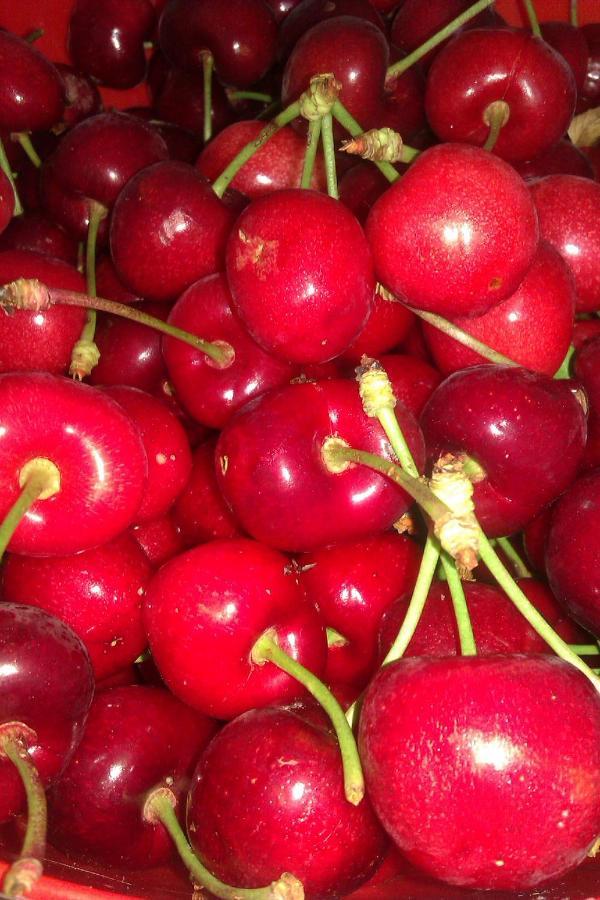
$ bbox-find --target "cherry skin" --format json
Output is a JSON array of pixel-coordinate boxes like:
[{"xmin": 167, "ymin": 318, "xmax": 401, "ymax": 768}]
[
  {"xmin": 365, "ymin": 143, "xmax": 539, "ymax": 318},
  {"xmin": 422, "ymin": 240, "xmax": 575, "ymax": 377},
  {"xmin": 0, "ymin": 372, "xmax": 148, "ymax": 556},
  {"xmin": 338, "ymin": 163, "xmax": 392, "ymax": 226},
  {"xmin": 513, "ymin": 138, "xmax": 595, "ymax": 181},
  {"xmin": 0, "ymin": 211, "xmax": 78, "ymax": 265},
  {"xmin": 54, "ymin": 63, "xmax": 102, "ymax": 130},
  {"xmin": 162, "ymin": 272, "xmax": 295, "ymax": 429},
  {"xmin": 67, "ymin": 0, "xmax": 156, "ymax": 89},
  {"xmin": 540, "ymin": 20, "xmax": 590, "ymax": 93},
  {"xmin": 573, "ymin": 336, "xmax": 600, "ymax": 472},
  {"xmin": 276, "ymin": 0, "xmax": 386, "ymax": 62},
  {"xmin": 110, "ymin": 160, "xmax": 235, "ymax": 302},
  {"xmin": 1, "ymin": 533, "xmax": 151, "ymax": 681},
  {"xmin": 529, "ymin": 174, "xmax": 600, "ymax": 313},
  {"xmin": 358, "ymin": 654, "xmax": 600, "ymax": 890},
  {"xmin": 298, "ymin": 532, "xmax": 421, "ymax": 692},
  {"xmin": 143, "ymin": 537, "xmax": 327, "ymax": 718},
  {"xmin": 545, "ymin": 470, "xmax": 600, "ymax": 638},
  {"xmin": 89, "ymin": 302, "xmax": 169, "ymax": 392},
  {"xmin": 0, "ymin": 249, "xmax": 86, "ymax": 375},
  {"xmin": 187, "ymin": 705, "xmax": 387, "ymax": 898},
  {"xmin": 101, "ymin": 386, "xmax": 192, "ymax": 523},
  {"xmin": 153, "ymin": 66, "xmax": 232, "ymax": 140},
  {"xmin": 339, "ymin": 287, "xmax": 414, "ymax": 366},
  {"xmin": 425, "ymin": 28, "xmax": 577, "ymax": 163},
  {"xmin": 130, "ymin": 513, "xmax": 186, "ymax": 568},
  {"xmin": 225, "ymin": 189, "xmax": 374, "ymax": 364},
  {"xmin": 0, "ymin": 168, "xmax": 13, "ymax": 236},
  {"xmin": 215, "ymin": 378, "xmax": 425, "ymax": 552},
  {"xmin": 578, "ymin": 23, "xmax": 600, "ymax": 111},
  {"xmin": 0, "ymin": 30, "xmax": 65, "ymax": 132},
  {"xmin": 373, "ymin": 352, "xmax": 443, "ymax": 418},
  {"xmin": 419, "ymin": 365, "xmax": 587, "ymax": 537},
  {"xmin": 0, "ymin": 603, "xmax": 94, "ymax": 823},
  {"xmin": 48, "ymin": 685, "xmax": 218, "ymax": 868}
]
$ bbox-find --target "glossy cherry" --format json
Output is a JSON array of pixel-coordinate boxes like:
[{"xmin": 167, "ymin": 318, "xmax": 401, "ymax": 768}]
[
  {"xmin": 340, "ymin": 287, "xmax": 414, "ymax": 366},
  {"xmin": 225, "ymin": 189, "xmax": 374, "ymax": 363},
  {"xmin": 358, "ymin": 654, "xmax": 600, "ymax": 889},
  {"xmin": 365, "ymin": 143, "xmax": 539, "ymax": 318},
  {"xmin": 143, "ymin": 537, "xmax": 327, "ymax": 718},
  {"xmin": 0, "ymin": 30, "xmax": 64, "ymax": 132},
  {"xmin": 0, "ymin": 372, "xmax": 148, "ymax": 556},
  {"xmin": 130, "ymin": 514, "xmax": 186, "ymax": 568},
  {"xmin": 153, "ymin": 66, "xmax": 232, "ymax": 138},
  {"xmin": 276, "ymin": 0, "xmax": 386, "ymax": 62},
  {"xmin": 540, "ymin": 20, "xmax": 590, "ymax": 93},
  {"xmin": 90, "ymin": 303, "xmax": 169, "ymax": 392}
]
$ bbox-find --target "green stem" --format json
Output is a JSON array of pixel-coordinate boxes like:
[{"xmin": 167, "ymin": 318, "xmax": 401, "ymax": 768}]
[
  {"xmin": 301, "ymin": 117, "xmax": 321, "ymax": 189},
  {"xmin": 482, "ymin": 103, "xmax": 508, "ymax": 153},
  {"xmin": 386, "ymin": 0, "xmax": 496, "ymax": 78},
  {"xmin": 494, "ymin": 536, "xmax": 531, "ymax": 579},
  {"xmin": 212, "ymin": 101, "xmax": 301, "ymax": 198},
  {"xmin": 440, "ymin": 551, "xmax": 477, "ymax": 656},
  {"xmin": 382, "ymin": 534, "xmax": 440, "ymax": 665},
  {"xmin": 321, "ymin": 112, "xmax": 338, "ymax": 199},
  {"xmin": 202, "ymin": 52, "xmax": 214, "ymax": 145},
  {"xmin": 554, "ymin": 344, "xmax": 575, "ymax": 380},
  {"xmin": 377, "ymin": 407, "xmax": 419, "ymax": 477},
  {"xmin": 145, "ymin": 790, "xmax": 303, "ymax": 900},
  {"xmin": 0, "ymin": 729, "xmax": 47, "ymax": 898},
  {"xmin": 522, "ymin": 0, "xmax": 542, "ymax": 37},
  {"xmin": 0, "ymin": 137, "xmax": 22, "ymax": 216},
  {"xmin": 13, "ymin": 133, "xmax": 42, "ymax": 169},
  {"xmin": 478, "ymin": 530, "xmax": 600, "ymax": 690},
  {"xmin": 0, "ymin": 478, "xmax": 46, "ymax": 561},
  {"xmin": 252, "ymin": 632, "xmax": 364, "ymax": 805},
  {"xmin": 331, "ymin": 101, "xmax": 404, "ymax": 183},
  {"xmin": 570, "ymin": 0, "xmax": 578, "ymax": 27},
  {"xmin": 405, "ymin": 303, "xmax": 520, "ymax": 367},
  {"xmin": 569, "ymin": 644, "xmax": 600, "ymax": 656},
  {"xmin": 227, "ymin": 90, "xmax": 273, "ymax": 104},
  {"xmin": 24, "ymin": 28, "xmax": 44, "ymax": 43}
]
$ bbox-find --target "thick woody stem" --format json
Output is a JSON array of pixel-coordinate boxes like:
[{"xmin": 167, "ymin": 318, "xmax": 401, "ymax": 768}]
[{"xmin": 340, "ymin": 128, "xmax": 404, "ymax": 163}]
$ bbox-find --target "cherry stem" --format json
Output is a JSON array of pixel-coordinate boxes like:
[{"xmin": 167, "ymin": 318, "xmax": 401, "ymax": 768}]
[
  {"xmin": 482, "ymin": 101, "xmax": 509, "ymax": 153},
  {"xmin": 440, "ymin": 550, "xmax": 477, "ymax": 656},
  {"xmin": 252, "ymin": 631, "xmax": 364, "ymax": 805},
  {"xmin": 0, "ymin": 280, "xmax": 235, "ymax": 367},
  {"xmin": 386, "ymin": 0, "xmax": 496, "ymax": 78},
  {"xmin": 554, "ymin": 344, "xmax": 575, "ymax": 379},
  {"xmin": 144, "ymin": 788, "xmax": 304, "ymax": 900},
  {"xmin": 12, "ymin": 133, "xmax": 42, "ymax": 169},
  {"xmin": 331, "ymin": 100, "xmax": 418, "ymax": 181},
  {"xmin": 202, "ymin": 51, "xmax": 214, "ymax": 145},
  {"xmin": 382, "ymin": 533, "xmax": 441, "ymax": 665},
  {"xmin": 320, "ymin": 112, "xmax": 338, "ymax": 199},
  {"xmin": 0, "ymin": 728, "xmax": 47, "ymax": 898},
  {"xmin": 301, "ymin": 117, "xmax": 321, "ymax": 189},
  {"xmin": 493, "ymin": 536, "xmax": 532, "ymax": 579},
  {"xmin": 571, "ymin": 0, "xmax": 578, "ymax": 27},
  {"xmin": 0, "ymin": 469, "xmax": 56, "ymax": 562},
  {"xmin": 212, "ymin": 100, "xmax": 301, "ymax": 198},
  {"xmin": 378, "ymin": 407, "xmax": 419, "ymax": 476},
  {"xmin": 0, "ymin": 137, "xmax": 23, "ymax": 216},
  {"xmin": 477, "ymin": 529, "xmax": 600, "ymax": 690},
  {"xmin": 569, "ymin": 644, "xmax": 600, "ymax": 655},
  {"xmin": 522, "ymin": 0, "xmax": 542, "ymax": 37},
  {"xmin": 403, "ymin": 302, "xmax": 520, "ymax": 367},
  {"xmin": 227, "ymin": 90, "xmax": 273, "ymax": 104}
]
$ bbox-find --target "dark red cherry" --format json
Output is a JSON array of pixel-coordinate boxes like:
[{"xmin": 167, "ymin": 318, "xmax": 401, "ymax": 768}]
[
  {"xmin": 54, "ymin": 63, "xmax": 102, "ymax": 130},
  {"xmin": 188, "ymin": 705, "xmax": 387, "ymax": 897},
  {"xmin": 338, "ymin": 163, "xmax": 392, "ymax": 226},
  {"xmin": 573, "ymin": 336, "xmax": 600, "ymax": 472},
  {"xmin": 90, "ymin": 303, "xmax": 169, "ymax": 392},
  {"xmin": 0, "ymin": 603, "xmax": 94, "ymax": 823},
  {"xmin": 226, "ymin": 189, "xmax": 374, "ymax": 363},
  {"xmin": 110, "ymin": 161, "xmax": 235, "ymax": 302},
  {"xmin": 48, "ymin": 685, "xmax": 218, "ymax": 868},
  {"xmin": 1, "ymin": 534, "xmax": 151, "ymax": 681},
  {"xmin": 215, "ymin": 378, "xmax": 425, "ymax": 552},
  {"xmin": 425, "ymin": 28, "xmax": 576, "ymax": 163},
  {"xmin": 276, "ymin": 0, "xmax": 386, "ymax": 62},
  {"xmin": 0, "ymin": 210, "xmax": 78, "ymax": 264},
  {"xmin": 68, "ymin": 0, "xmax": 156, "ymax": 89},
  {"xmin": 376, "ymin": 352, "xmax": 443, "ymax": 417},
  {"xmin": 0, "ymin": 30, "xmax": 65, "ymax": 132},
  {"xmin": 340, "ymin": 287, "xmax": 414, "ymax": 366},
  {"xmin": 0, "ymin": 373, "xmax": 148, "ymax": 556},
  {"xmin": 366, "ymin": 143, "xmax": 539, "ymax": 318},
  {"xmin": 0, "ymin": 168, "xmax": 13, "ymax": 235},
  {"xmin": 513, "ymin": 138, "xmax": 595, "ymax": 181},
  {"xmin": 358, "ymin": 655, "xmax": 600, "ymax": 889},
  {"xmin": 540, "ymin": 20, "xmax": 589, "ymax": 93},
  {"xmin": 578, "ymin": 23, "xmax": 600, "ymax": 111},
  {"xmin": 143, "ymin": 538, "xmax": 327, "ymax": 718},
  {"xmin": 422, "ymin": 241, "xmax": 575, "ymax": 377},
  {"xmin": 153, "ymin": 66, "xmax": 232, "ymax": 138},
  {"xmin": 158, "ymin": 0, "xmax": 277, "ymax": 87}
]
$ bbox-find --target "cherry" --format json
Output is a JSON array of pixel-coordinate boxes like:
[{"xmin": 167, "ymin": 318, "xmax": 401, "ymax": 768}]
[
  {"xmin": 89, "ymin": 302, "xmax": 169, "ymax": 392},
  {"xmin": 187, "ymin": 705, "xmax": 387, "ymax": 897},
  {"xmin": 513, "ymin": 138, "xmax": 595, "ymax": 181},
  {"xmin": 0, "ymin": 249, "xmax": 86, "ymax": 375},
  {"xmin": 358, "ymin": 654, "xmax": 600, "ymax": 889},
  {"xmin": 380, "ymin": 53, "xmax": 427, "ymax": 143},
  {"xmin": 425, "ymin": 28, "xmax": 577, "ymax": 163},
  {"xmin": 0, "ymin": 211, "xmax": 78, "ymax": 265},
  {"xmin": 215, "ymin": 378, "xmax": 425, "ymax": 552},
  {"xmin": 0, "ymin": 372, "xmax": 148, "ymax": 556},
  {"xmin": 540, "ymin": 21, "xmax": 590, "ymax": 93},
  {"xmin": 421, "ymin": 240, "xmax": 575, "ymax": 377},
  {"xmin": 277, "ymin": 0, "xmax": 386, "ymax": 62},
  {"xmin": 340, "ymin": 287, "xmax": 414, "ymax": 366},
  {"xmin": 110, "ymin": 161, "xmax": 235, "ymax": 302},
  {"xmin": 225, "ymin": 188, "xmax": 374, "ymax": 363},
  {"xmin": 196, "ymin": 119, "xmax": 326, "ymax": 198},
  {"xmin": 578, "ymin": 23, "xmax": 600, "ymax": 111},
  {"xmin": 130, "ymin": 513, "xmax": 186, "ymax": 568},
  {"xmin": 0, "ymin": 168, "xmax": 13, "ymax": 235},
  {"xmin": 158, "ymin": 0, "xmax": 277, "ymax": 87},
  {"xmin": 162, "ymin": 272, "xmax": 295, "ymax": 429},
  {"xmin": 0, "ymin": 603, "xmax": 94, "ymax": 823},
  {"xmin": 39, "ymin": 155, "xmax": 111, "ymax": 245},
  {"xmin": 419, "ymin": 365, "xmax": 587, "ymax": 537},
  {"xmin": 298, "ymin": 532, "xmax": 421, "ymax": 692},
  {"xmin": 338, "ymin": 163, "xmax": 392, "ymax": 226},
  {"xmin": 54, "ymin": 63, "xmax": 102, "ymax": 131},
  {"xmin": 573, "ymin": 335, "xmax": 600, "ymax": 471},
  {"xmin": 365, "ymin": 143, "xmax": 539, "ymax": 318},
  {"xmin": 1, "ymin": 533, "xmax": 151, "ymax": 681},
  {"xmin": 0, "ymin": 30, "xmax": 64, "ymax": 132},
  {"xmin": 67, "ymin": 0, "xmax": 156, "ymax": 89},
  {"xmin": 546, "ymin": 469, "xmax": 600, "ymax": 637},
  {"xmin": 529, "ymin": 174, "xmax": 600, "ymax": 313},
  {"xmin": 153, "ymin": 66, "xmax": 232, "ymax": 138},
  {"xmin": 48, "ymin": 685, "xmax": 218, "ymax": 868},
  {"xmin": 101, "ymin": 386, "xmax": 192, "ymax": 523},
  {"xmin": 374, "ymin": 352, "xmax": 443, "ymax": 417},
  {"xmin": 143, "ymin": 537, "xmax": 327, "ymax": 718}
]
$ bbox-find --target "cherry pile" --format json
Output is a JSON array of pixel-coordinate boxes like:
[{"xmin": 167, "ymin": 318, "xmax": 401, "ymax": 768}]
[{"xmin": 0, "ymin": 0, "xmax": 600, "ymax": 898}]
